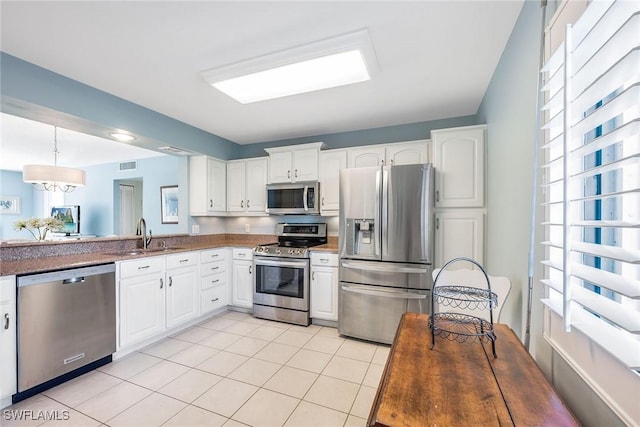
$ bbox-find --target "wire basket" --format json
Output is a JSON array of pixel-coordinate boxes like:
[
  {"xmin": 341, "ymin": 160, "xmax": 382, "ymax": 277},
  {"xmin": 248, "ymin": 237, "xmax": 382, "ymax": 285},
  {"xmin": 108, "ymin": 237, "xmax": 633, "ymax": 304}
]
[
  {"xmin": 433, "ymin": 285, "xmax": 497, "ymax": 311},
  {"xmin": 430, "ymin": 312, "xmax": 496, "ymax": 344}
]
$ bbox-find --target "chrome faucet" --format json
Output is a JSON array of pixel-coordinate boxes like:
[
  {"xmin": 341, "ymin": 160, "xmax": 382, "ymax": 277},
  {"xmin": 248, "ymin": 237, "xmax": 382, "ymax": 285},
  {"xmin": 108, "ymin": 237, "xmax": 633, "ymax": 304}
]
[{"xmin": 136, "ymin": 217, "xmax": 152, "ymax": 249}]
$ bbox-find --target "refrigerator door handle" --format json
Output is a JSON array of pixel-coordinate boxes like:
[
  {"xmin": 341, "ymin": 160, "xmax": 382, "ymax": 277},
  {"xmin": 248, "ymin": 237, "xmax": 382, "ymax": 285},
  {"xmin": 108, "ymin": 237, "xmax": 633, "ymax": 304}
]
[
  {"xmin": 341, "ymin": 261, "xmax": 428, "ymax": 274},
  {"xmin": 375, "ymin": 168, "xmax": 382, "ymax": 257},
  {"xmin": 341, "ymin": 284, "xmax": 427, "ymax": 300}
]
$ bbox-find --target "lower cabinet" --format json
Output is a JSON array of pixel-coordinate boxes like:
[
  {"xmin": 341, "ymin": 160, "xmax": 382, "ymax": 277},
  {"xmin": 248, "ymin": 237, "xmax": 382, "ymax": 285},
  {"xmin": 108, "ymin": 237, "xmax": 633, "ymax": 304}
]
[
  {"xmin": 310, "ymin": 253, "xmax": 339, "ymax": 321},
  {"xmin": 232, "ymin": 248, "xmax": 253, "ymax": 309},
  {"xmin": 119, "ymin": 257, "xmax": 166, "ymax": 348},
  {"xmin": 165, "ymin": 252, "xmax": 199, "ymax": 329},
  {"xmin": 434, "ymin": 210, "xmax": 485, "ymax": 268},
  {"xmin": 200, "ymin": 248, "xmax": 229, "ymax": 314},
  {"xmin": 0, "ymin": 275, "xmax": 16, "ymax": 406}
]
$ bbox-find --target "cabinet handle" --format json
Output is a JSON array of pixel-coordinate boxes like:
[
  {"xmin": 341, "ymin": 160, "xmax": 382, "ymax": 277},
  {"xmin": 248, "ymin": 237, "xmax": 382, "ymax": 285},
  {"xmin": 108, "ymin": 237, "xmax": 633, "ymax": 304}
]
[
  {"xmin": 211, "ymin": 298, "xmax": 219, "ymax": 302},
  {"xmin": 238, "ymin": 253, "xmax": 246, "ymax": 257},
  {"xmin": 312, "ymin": 271, "xmax": 315, "ymax": 280},
  {"xmin": 381, "ymin": 159, "xmax": 384, "ymax": 165},
  {"xmin": 210, "ymin": 199, "xmax": 213, "ymax": 208},
  {"xmin": 295, "ymin": 169, "xmax": 298, "ymax": 178},
  {"xmin": 211, "ymin": 279, "xmax": 220, "ymax": 284},
  {"xmin": 169, "ymin": 277, "xmax": 173, "ymax": 287},
  {"xmin": 138, "ymin": 265, "xmax": 150, "ymax": 270},
  {"xmin": 436, "ymin": 218, "xmax": 440, "ymax": 230},
  {"xmin": 287, "ymin": 170, "xmax": 291, "ymax": 179},
  {"xmin": 436, "ymin": 190, "xmax": 440, "ymax": 202},
  {"xmin": 179, "ymin": 259, "xmax": 189, "ymax": 263},
  {"xmin": 160, "ymin": 278, "xmax": 164, "ymax": 289},
  {"xmin": 241, "ymin": 200, "xmax": 244, "ymax": 208},
  {"xmin": 321, "ymin": 197, "xmax": 324, "ymax": 207},
  {"xmin": 320, "ymin": 258, "xmax": 329, "ymax": 263},
  {"xmin": 390, "ymin": 159, "xmax": 394, "ymax": 165},
  {"xmin": 249, "ymin": 266, "xmax": 252, "ymax": 274},
  {"xmin": 211, "ymin": 254, "xmax": 219, "ymax": 258},
  {"xmin": 4, "ymin": 313, "xmax": 9, "ymax": 330},
  {"xmin": 247, "ymin": 200, "xmax": 250, "ymax": 208},
  {"xmin": 211, "ymin": 266, "xmax": 219, "ymax": 271}
]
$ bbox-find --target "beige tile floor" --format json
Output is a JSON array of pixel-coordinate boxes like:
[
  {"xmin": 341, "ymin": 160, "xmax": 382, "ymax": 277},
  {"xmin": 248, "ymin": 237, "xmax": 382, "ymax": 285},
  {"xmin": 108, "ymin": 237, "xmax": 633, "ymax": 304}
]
[{"xmin": 3, "ymin": 311, "xmax": 390, "ymax": 427}]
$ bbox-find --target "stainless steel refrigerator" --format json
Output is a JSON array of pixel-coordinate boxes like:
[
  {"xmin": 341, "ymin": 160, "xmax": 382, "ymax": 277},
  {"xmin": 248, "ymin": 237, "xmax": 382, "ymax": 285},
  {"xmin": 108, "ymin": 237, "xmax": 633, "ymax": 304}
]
[{"xmin": 338, "ymin": 163, "xmax": 434, "ymax": 344}]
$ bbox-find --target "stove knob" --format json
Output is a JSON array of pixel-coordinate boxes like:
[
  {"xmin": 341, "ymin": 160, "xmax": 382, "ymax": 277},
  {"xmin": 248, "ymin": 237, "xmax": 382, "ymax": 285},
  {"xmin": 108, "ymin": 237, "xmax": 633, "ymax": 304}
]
[
  {"xmin": 288, "ymin": 248, "xmax": 294, "ymax": 254},
  {"xmin": 257, "ymin": 247, "xmax": 263, "ymax": 253},
  {"xmin": 296, "ymin": 249, "xmax": 302, "ymax": 255},
  {"xmin": 276, "ymin": 248, "xmax": 281, "ymax": 254},
  {"xmin": 263, "ymin": 247, "xmax": 269, "ymax": 253}
]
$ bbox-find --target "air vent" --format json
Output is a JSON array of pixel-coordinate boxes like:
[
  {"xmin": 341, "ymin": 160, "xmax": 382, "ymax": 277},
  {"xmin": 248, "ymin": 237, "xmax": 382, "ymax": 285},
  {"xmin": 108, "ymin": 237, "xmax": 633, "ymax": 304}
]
[
  {"xmin": 119, "ymin": 161, "xmax": 137, "ymax": 171},
  {"xmin": 158, "ymin": 146, "xmax": 192, "ymax": 156}
]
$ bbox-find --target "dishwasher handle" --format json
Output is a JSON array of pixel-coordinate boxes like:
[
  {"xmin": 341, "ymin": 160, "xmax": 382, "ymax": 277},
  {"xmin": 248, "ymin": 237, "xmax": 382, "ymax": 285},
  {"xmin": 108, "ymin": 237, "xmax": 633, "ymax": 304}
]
[{"xmin": 62, "ymin": 276, "xmax": 85, "ymax": 285}]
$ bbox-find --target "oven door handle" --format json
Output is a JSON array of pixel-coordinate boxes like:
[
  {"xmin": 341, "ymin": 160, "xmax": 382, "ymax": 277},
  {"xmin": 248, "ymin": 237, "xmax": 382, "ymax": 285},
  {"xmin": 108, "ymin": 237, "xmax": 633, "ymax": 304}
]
[
  {"xmin": 341, "ymin": 284, "xmax": 427, "ymax": 300},
  {"xmin": 254, "ymin": 258, "xmax": 309, "ymax": 269}
]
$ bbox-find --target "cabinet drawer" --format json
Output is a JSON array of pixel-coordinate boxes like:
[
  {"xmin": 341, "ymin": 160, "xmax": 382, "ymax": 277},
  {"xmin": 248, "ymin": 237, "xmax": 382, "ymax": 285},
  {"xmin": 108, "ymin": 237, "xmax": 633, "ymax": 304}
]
[
  {"xmin": 311, "ymin": 252, "xmax": 339, "ymax": 267},
  {"xmin": 232, "ymin": 248, "xmax": 253, "ymax": 260},
  {"xmin": 200, "ymin": 259, "xmax": 226, "ymax": 276},
  {"xmin": 201, "ymin": 248, "xmax": 226, "ymax": 264},
  {"xmin": 120, "ymin": 256, "xmax": 165, "ymax": 279},
  {"xmin": 201, "ymin": 271, "xmax": 226, "ymax": 290},
  {"xmin": 201, "ymin": 285, "xmax": 227, "ymax": 313},
  {"xmin": 166, "ymin": 252, "xmax": 198, "ymax": 270}
]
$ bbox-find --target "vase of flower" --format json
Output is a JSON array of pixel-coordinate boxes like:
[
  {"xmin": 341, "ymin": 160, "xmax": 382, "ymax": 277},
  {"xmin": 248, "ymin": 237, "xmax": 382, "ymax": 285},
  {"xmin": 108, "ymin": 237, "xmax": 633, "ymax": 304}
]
[{"xmin": 13, "ymin": 217, "xmax": 65, "ymax": 241}]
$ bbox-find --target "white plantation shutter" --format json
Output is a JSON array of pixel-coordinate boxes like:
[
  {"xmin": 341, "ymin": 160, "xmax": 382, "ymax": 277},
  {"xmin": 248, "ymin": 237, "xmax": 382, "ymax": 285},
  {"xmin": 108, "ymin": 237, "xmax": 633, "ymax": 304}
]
[{"xmin": 540, "ymin": 0, "xmax": 640, "ymax": 381}]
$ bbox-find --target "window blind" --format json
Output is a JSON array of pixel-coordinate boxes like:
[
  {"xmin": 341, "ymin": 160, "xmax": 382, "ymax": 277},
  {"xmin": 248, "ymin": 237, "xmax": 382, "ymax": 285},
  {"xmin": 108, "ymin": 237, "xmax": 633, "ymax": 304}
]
[{"xmin": 540, "ymin": 0, "xmax": 640, "ymax": 376}]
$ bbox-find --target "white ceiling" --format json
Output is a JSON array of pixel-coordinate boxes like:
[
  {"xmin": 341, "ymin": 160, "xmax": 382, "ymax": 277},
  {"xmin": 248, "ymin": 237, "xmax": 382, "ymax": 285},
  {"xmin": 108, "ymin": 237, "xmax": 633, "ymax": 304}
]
[
  {"xmin": 0, "ymin": 113, "xmax": 164, "ymax": 172},
  {"xmin": 0, "ymin": 1, "xmax": 523, "ymax": 146}
]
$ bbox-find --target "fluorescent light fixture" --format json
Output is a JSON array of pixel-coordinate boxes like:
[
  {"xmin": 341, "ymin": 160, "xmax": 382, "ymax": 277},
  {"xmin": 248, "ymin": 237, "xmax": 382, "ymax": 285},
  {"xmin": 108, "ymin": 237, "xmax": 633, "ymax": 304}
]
[
  {"xmin": 201, "ymin": 29, "xmax": 379, "ymax": 103},
  {"xmin": 110, "ymin": 132, "xmax": 136, "ymax": 142}
]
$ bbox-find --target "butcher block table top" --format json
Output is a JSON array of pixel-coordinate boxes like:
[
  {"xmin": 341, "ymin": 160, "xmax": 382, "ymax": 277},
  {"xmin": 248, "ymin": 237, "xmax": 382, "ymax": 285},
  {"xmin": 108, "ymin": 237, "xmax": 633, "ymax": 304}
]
[{"xmin": 368, "ymin": 312, "xmax": 580, "ymax": 426}]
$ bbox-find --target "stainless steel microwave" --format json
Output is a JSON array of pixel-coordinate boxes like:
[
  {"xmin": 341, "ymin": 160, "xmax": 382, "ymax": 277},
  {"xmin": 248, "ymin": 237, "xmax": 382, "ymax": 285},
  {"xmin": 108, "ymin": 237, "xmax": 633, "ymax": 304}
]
[{"xmin": 266, "ymin": 182, "xmax": 320, "ymax": 215}]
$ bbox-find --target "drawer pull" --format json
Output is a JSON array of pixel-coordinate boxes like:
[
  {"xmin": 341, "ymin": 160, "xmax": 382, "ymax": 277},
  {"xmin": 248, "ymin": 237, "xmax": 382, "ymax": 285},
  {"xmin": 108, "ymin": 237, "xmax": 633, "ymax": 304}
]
[
  {"xmin": 238, "ymin": 253, "xmax": 246, "ymax": 257},
  {"xmin": 211, "ymin": 279, "xmax": 220, "ymax": 284},
  {"xmin": 211, "ymin": 254, "xmax": 219, "ymax": 258},
  {"xmin": 160, "ymin": 278, "xmax": 164, "ymax": 289},
  {"xmin": 320, "ymin": 258, "xmax": 329, "ymax": 263},
  {"xmin": 4, "ymin": 313, "xmax": 9, "ymax": 330},
  {"xmin": 211, "ymin": 298, "xmax": 219, "ymax": 302},
  {"xmin": 169, "ymin": 277, "xmax": 173, "ymax": 287},
  {"xmin": 211, "ymin": 266, "xmax": 219, "ymax": 271},
  {"xmin": 179, "ymin": 259, "xmax": 189, "ymax": 263},
  {"xmin": 138, "ymin": 265, "xmax": 150, "ymax": 270}
]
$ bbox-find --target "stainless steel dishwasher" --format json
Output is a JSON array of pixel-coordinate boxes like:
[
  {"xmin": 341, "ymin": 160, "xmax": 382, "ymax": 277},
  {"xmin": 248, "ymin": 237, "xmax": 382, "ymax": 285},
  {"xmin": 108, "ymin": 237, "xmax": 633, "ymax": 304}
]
[{"xmin": 16, "ymin": 263, "xmax": 116, "ymax": 399}]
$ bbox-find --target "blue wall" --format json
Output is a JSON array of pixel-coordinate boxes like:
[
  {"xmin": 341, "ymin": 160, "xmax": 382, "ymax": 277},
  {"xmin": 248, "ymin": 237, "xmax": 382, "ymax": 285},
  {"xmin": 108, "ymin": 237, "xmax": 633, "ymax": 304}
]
[{"xmin": 0, "ymin": 170, "xmax": 35, "ymax": 240}]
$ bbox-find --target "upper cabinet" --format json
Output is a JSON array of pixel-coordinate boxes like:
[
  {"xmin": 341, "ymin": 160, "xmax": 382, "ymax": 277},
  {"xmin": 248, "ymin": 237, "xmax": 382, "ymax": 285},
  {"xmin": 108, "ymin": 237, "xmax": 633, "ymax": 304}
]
[
  {"xmin": 189, "ymin": 156, "xmax": 226, "ymax": 215},
  {"xmin": 265, "ymin": 142, "xmax": 327, "ymax": 183},
  {"xmin": 432, "ymin": 125, "xmax": 485, "ymax": 208},
  {"xmin": 347, "ymin": 140, "xmax": 430, "ymax": 168},
  {"xmin": 319, "ymin": 150, "xmax": 347, "ymax": 215},
  {"xmin": 227, "ymin": 157, "xmax": 268, "ymax": 214}
]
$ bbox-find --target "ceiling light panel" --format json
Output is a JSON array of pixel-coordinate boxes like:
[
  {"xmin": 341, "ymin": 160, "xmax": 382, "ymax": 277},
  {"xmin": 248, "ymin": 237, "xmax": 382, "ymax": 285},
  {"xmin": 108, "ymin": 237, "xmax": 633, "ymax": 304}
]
[{"xmin": 201, "ymin": 29, "xmax": 379, "ymax": 103}]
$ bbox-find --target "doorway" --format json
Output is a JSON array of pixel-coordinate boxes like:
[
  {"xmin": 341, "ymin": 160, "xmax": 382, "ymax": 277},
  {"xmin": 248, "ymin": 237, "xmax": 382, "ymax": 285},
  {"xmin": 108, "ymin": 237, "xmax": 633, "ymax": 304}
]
[{"xmin": 115, "ymin": 179, "xmax": 142, "ymax": 235}]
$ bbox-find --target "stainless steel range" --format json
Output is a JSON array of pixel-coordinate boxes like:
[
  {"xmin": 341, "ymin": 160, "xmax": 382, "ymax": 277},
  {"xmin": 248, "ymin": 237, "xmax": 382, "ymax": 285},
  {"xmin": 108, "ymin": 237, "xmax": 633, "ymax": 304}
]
[{"xmin": 253, "ymin": 223, "xmax": 327, "ymax": 326}]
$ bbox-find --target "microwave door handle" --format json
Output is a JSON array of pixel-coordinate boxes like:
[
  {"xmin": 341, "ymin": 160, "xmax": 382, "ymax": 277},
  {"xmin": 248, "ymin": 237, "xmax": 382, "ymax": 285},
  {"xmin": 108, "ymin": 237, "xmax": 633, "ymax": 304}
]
[{"xmin": 303, "ymin": 185, "xmax": 308, "ymax": 211}]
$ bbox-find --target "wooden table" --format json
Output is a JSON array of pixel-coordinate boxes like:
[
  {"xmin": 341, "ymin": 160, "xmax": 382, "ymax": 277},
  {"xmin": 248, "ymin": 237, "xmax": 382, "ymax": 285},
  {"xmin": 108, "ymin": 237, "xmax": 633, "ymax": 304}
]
[{"xmin": 368, "ymin": 312, "xmax": 580, "ymax": 426}]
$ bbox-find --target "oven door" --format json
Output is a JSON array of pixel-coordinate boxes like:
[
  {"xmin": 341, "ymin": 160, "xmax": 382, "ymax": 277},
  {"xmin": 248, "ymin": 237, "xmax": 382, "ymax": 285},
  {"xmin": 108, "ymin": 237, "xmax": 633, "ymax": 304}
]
[{"xmin": 253, "ymin": 256, "xmax": 309, "ymax": 311}]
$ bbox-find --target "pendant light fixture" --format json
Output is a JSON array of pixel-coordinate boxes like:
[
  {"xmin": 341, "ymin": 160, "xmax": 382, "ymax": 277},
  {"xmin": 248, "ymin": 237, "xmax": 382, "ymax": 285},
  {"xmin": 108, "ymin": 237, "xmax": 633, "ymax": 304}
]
[{"xmin": 23, "ymin": 126, "xmax": 86, "ymax": 192}]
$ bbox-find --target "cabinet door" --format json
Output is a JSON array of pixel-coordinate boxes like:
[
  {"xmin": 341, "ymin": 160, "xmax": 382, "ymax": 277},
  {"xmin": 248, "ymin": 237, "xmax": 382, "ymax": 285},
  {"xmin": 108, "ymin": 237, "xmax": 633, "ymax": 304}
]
[
  {"xmin": 120, "ymin": 273, "xmax": 165, "ymax": 348},
  {"xmin": 319, "ymin": 150, "xmax": 346, "ymax": 214},
  {"xmin": 269, "ymin": 151, "xmax": 293, "ymax": 183},
  {"xmin": 232, "ymin": 259, "xmax": 253, "ymax": 308},
  {"xmin": 386, "ymin": 141, "xmax": 430, "ymax": 166},
  {"xmin": 208, "ymin": 158, "xmax": 227, "ymax": 212},
  {"xmin": 310, "ymin": 266, "xmax": 338, "ymax": 321},
  {"xmin": 227, "ymin": 161, "xmax": 246, "ymax": 212},
  {"xmin": 292, "ymin": 148, "xmax": 319, "ymax": 182},
  {"xmin": 246, "ymin": 158, "xmax": 268, "ymax": 212},
  {"xmin": 348, "ymin": 146, "xmax": 386, "ymax": 167},
  {"xmin": 435, "ymin": 210, "xmax": 484, "ymax": 268},
  {"xmin": 189, "ymin": 156, "xmax": 209, "ymax": 215},
  {"xmin": 166, "ymin": 267, "xmax": 199, "ymax": 329},
  {"xmin": 0, "ymin": 275, "xmax": 16, "ymax": 401},
  {"xmin": 432, "ymin": 126, "xmax": 485, "ymax": 207}
]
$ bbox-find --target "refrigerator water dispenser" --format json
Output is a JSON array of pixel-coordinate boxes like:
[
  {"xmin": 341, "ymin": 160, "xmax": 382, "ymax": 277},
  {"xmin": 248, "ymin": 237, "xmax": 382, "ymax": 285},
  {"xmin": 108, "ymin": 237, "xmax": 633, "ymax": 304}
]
[{"xmin": 345, "ymin": 218, "xmax": 376, "ymax": 257}]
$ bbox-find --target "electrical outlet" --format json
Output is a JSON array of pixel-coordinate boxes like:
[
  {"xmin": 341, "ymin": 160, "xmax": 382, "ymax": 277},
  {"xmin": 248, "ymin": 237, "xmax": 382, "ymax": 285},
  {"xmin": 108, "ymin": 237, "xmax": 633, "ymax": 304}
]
[
  {"xmin": 192, "ymin": 224, "xmax": 200, "ymax": 234},
  {"xmin": 245, "ymin": 223, "xmax": 250, "ymax": 233}
]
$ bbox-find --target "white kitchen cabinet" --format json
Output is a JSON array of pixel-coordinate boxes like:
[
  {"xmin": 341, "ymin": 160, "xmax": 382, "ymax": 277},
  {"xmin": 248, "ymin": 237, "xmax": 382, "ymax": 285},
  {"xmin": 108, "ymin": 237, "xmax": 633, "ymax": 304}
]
[
  {"xmin": 319, "ymin": 150, "xmax": 347, "ymax": 215},
  {"xmin": 432, "ymin": 125, "xmax": 485, "ymax": 208},
  {"xmin": 434, "ymin": 210, "xmax": 485, "ymax": 268},
  {"xmin": 165, "ymin": 252, "xmax": 199, "ymax": 329},
  {"xmin": 347, "ymin": 140, "xmax": 430, "ymax": 168},
  {"xmin": 0, "ymin": 275, "xmax": 16, "ymax": 407},
  {"xmin": 310, "ymin": 253, "xmax": 339, "ymax": 322},
  {"xmin": 119, "ymin": 256, "xmax": 166, "ymax": 348},
  {"xmin": 386, "ymin": 140, "xmax": 430, "ymax": 166},
  {"xmin": 189, "ymin": 155, "xmax": 227, "ymax": 215},
  {"xmin": 200, "ymin": 248, "xmax": 228, "ymax": 314},
  {"xmin": 347, "ymin": 146, "xmax": 386, "ymax": 168},
  {"xmin": 232, "ymin": 248, "xmax": 253, "ymax": 308},
  {"xmin": 227, "ymin": 157, "xmax": 268, "ymax": 214},
  {"xmin": 265, "ymin": 142, "xmax": 326, "ymax": 183}
]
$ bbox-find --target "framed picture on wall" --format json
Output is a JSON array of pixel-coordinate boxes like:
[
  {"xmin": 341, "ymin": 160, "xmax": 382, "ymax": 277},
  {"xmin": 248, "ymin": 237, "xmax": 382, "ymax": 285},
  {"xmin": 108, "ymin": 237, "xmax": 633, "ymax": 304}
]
[
  {"xmin": 160, "ymin": 186, "xmax": 179, "ymax": 224},
  {"xmin": 0, "ymin": 195, "xmax": 20, "ymax": 215}
]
